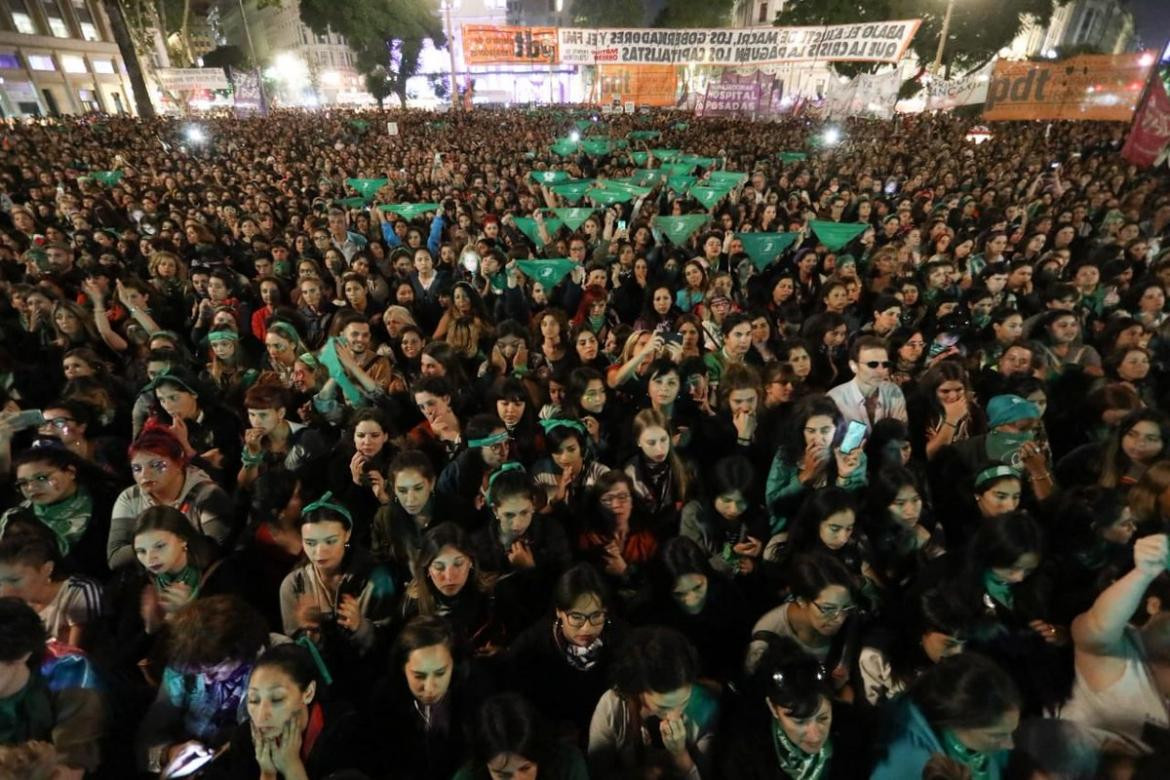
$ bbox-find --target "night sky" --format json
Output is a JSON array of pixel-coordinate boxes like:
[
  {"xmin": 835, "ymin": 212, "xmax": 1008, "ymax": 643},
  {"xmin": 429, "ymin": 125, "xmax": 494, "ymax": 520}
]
[{"xmin": 1131, "ymin": 0, "xmax": 1170, "ymax": 49}]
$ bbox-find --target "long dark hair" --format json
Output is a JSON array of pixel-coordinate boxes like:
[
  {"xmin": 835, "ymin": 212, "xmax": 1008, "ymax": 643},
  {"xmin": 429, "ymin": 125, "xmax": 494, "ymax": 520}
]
[
  {"xmin": 751, "ymin": 634, "xmax": 833, "ymax": 720},
  {"xmin": 907, "ymin": 652, "xmax": 1020, "ymax": 732},
  {"xmin": 467, "ymin": 694, "xmax": 557, "ymax": 778}
]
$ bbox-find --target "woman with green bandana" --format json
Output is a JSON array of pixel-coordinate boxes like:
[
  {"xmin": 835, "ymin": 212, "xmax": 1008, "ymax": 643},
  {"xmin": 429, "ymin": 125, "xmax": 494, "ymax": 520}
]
[
  {"xmin": 717, "ymin": 634, "xmax": 867, "ymax": 779},
  {"xmin": 1, "ymin": 444, "xmax": 118, "ymax": 579},
  {"xmin": 200, "ymin": 327, "xmax": 258, "ymax": 412},
  {"xmin": 872, "ymin": 652, "xmax": 1020, "ymax": 780}
]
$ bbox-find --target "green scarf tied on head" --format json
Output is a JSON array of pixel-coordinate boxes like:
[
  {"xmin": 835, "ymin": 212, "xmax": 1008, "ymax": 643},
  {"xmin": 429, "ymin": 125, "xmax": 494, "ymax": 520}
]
[
  {"xmin": 539, "ymin": 418, "xmax": 587, "ymax": 437},
  {"xmin": 30, "ymin": 489, "xmax": 93, "ymax": 555},
  {"xmin": 515, "ymin": 259, "xmax": 577, "ymax": 288}
]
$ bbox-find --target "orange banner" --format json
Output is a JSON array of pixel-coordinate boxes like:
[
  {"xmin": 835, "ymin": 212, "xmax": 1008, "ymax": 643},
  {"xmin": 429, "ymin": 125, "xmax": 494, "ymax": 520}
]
[
  {"xmin": 598, "ymin": 65, "xmax": 680, "ymax": 107},
  {"xmin": 462, "ymin": 25, "xmax": 558, "ymax": 65},
  {"xmin": 983, "ymin": 52, "xmax": 1154, "ymax": 122}
]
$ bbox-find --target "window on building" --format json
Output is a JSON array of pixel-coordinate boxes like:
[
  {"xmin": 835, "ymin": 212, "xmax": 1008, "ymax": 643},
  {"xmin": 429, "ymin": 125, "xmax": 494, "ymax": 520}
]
[
  {"xmin": 61, "ymin": 54, "xmax": 86, "ymax": 72},
  {"xmin": 71, "ymin": 0, "xmax": 100, "ymax": 41},
  {"xmin": 38, "ymin": 0, "xmax": 71, "ymax": 37},
  {"xmin": 0, "ymin": 53, "xmax": 20, "ymax": 69},
  {"xmin": 77, "ymin": 88, "xmax": 99, "ymax": 111},
  {"xmin": 91, "ymin": 58, "xmax": 114, "ymax": 74},
  {"xmin": 1076, "ymin": 8, "xmax": 1099, "ymax": 44},
  {"xmin": 27, "ymin": 54, "xmax": 55, "ymax": 71},
  {"xmin": 758, "ymin": 2, "xmax": 769, "ymax": 23},
  {"xmin": 10, "ymin": 0, "xmax": 40, "ymax": 34}
]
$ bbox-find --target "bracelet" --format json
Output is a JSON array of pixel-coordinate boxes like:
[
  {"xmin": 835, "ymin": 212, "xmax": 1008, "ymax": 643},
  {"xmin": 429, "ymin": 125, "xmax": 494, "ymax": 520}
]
[
  {"xmin": 241, "ymin": 450, "xmax": 265, "ymax": 466},
  {"xmin": 1031, "ymin": 470, "xmax": 1054, "ymax": 482}
]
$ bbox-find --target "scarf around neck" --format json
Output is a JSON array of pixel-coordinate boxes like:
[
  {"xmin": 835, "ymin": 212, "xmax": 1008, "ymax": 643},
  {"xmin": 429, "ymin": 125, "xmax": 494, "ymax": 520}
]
[
  {"xmin": 942, "ymin": 729, "xmax": 993, "ymax": 780},
  {"xmin": 30, "ymin": 488, "xmax": 92, "ymax": 554},
  {"xmin": 771, "ymin": 718, "xmax": 832, "ymax": 780},
  {"xmin": 155, "ymin": 564, "xmax": 201, "ymax": 596}
]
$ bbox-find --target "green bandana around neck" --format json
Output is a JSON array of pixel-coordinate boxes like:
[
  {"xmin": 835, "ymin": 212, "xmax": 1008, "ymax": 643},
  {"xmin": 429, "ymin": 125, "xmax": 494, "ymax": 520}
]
[
  {"xmin": 982, "ymin": 570, "xmax": 1014, "ymax": 609},
  {"xmin": 155, "ymin": 564, "xmax": 201, "ymax": 596},
  {"xmin": 771, "ymin": 718, "xmax": 833, "ymax": 780},
  {"xmin": 941, "ymin": 729, "xmax": 994, "ymax": 780},
  {"xmin": 31, "ymin": 488, "xmax": 92, "ymax": 554}
]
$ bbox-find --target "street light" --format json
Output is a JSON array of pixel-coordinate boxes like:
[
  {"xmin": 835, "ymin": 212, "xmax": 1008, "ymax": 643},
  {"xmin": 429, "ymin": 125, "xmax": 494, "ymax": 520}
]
[{"xmin": 931, "ymin": 0, "xmax": 956, "ymax": 77}]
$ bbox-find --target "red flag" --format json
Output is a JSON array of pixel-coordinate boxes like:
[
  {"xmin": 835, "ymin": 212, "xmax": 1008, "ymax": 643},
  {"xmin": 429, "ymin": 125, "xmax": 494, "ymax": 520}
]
[{"xmin": 1122, "ymin": 74, "xmax": 1170, "ymax": 168}]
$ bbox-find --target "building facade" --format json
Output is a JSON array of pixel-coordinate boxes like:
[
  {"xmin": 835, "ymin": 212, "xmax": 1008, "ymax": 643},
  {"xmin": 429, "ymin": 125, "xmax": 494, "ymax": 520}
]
[
  {"xmin": 0, "ymin": 0, "xmax": 138, "ymax": 116},
  {"xmin": 219, "ymin": 0, "xmax": 365, "ymax": 105},
  {"xmin": 1004, "ymin": 0, "xmax": 1138, "ymax": 59}
]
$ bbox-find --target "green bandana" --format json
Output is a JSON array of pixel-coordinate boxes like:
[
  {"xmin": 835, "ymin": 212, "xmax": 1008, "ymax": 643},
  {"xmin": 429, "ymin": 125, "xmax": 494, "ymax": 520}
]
[
  {"xmin": 468, "ymin": 430, "xmax": 508, "ymax": 449},
  {"xmin": 345, "ymin": 177, "xmax": 388, "ymax": 201},
  {"xmin": 335, "ymin": 197, "xmax": 367, "ymax": 210},
  {"xmin": 588, "ymin": 314, "xmax": 606, "ymax": 333},
  {"xmin": 552, "ymin": 208, "xmax": 595, "ymax": 232},
  {"xmin": 982, "ymin": 570, "xmax": 1014, "ymax": 609},
  {"xmin": 207, "ymin": 330, "xmax": 239, "ymax": 343},
  {"xmin": 689, "ymin": 185, "xmax": 732, "ymax": 210},
  {"xmin": 516, "ymin": 259, "xmax": 577, "ymax": 287},
  {"xmin": 581, "ymin": 138, "xmax": 613, "ymax": 157},
  {"xmin": 779, "ymin": 151, "xmax": 808, "ymax": 163},
  {"xmin": 31, "ymin": 489, "xmax": 93, "ymax": 554},
  {"xmin": 629, "ymin": 151, "xmax": 651, "ymax": 167},
  {"xmin": 942, "ymin": 729, "xmax": 993, "ymax": 780},
  {"xmin": 628, "ymin": 169, "xmax": 666, "ymax": 188},
  {"xmin": 539, "ymin": 418, "xmax": 587, "ymax": 437},
  {"xmin": 587, "ymin": 187, "xmax": 634, "ymax": 205},
  {"xmin": 513, "ymin": 216, "xmax": 564, "ymax": 248},
  {"xmin": 668, "ymin": 175, "xmax": 698, "ymax": 193},
  {"xmin": 550, "ymin": 181, "xmax": 594, "ymax": 203},
  {"xmin": 736, "ymin": 232, "xmax": 800, "ymax": 271},
  {"xmin": 628, "ymin": 130, "xmax": 661, "ymax": 141},
  {"xmin": 677, "ymin": 155, "xmax": 716, "ymax": 170},
  {"xmin": 771, "ymin": 719, "xmax": 833, "ymax": 780},
  {"xmin": 551, "ymin": 139, "xmax": 580, "ymax": 157},
  {"xmin": 531, "ymin": 170, "xmax": 570, "ymax": 185},
  {"xmin": 652, "ymin": 214, "xmax": 710, "ymax": 245},
  {"xmin": 651, "ymin": 148, "xmax": 680, "ymax": 161},
  {"xmin": 706, "ymin": 171, "xmax": 748, "ymax": 188},
  {"xmin": 302, "ymin": 490, "xmax": 353, "ymax": 527},
  {"xmin": 809, "ymin": 221, "xmax": 869, "ymax": 252},
  {"xmin": 379, "ymin": 203, "xmax": 441, "ymax": 221},
  {"xmin": 88, "ymin": 170, "xmax": 124, "ymax": 186},
  {"xmin": 155, "ymin": 564, "xmax": 201, "ymax": 597},
  {"xmin": 486, "ymin": 462, "xmax": 526, "ymax": 501},
  {"xmin": 574, "ymin": 119, "xmax": 593, "ymax": 132},
  {"xmin": 603, "ymin": 179, "xmax": 653, "ymax": 198}
]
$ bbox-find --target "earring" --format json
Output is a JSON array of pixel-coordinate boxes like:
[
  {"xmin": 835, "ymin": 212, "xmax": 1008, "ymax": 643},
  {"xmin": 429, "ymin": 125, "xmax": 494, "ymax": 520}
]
[{"xmin": 182, "ymin": 544, "xmax": 188, "ymax": 552}]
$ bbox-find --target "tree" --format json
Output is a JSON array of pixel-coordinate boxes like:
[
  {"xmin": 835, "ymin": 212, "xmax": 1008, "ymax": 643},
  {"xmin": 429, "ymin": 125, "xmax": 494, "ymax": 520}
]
[
  {"xmin": 100, "ymin": 0, "xmax": 155, "ymax": 117},
  {"xmin": 776, "ymin": 0, "xmax": 1066, "ymax": 76},
  {"xmin": 570, "ymin": 0, "xmax": 645, "ymax": 28},
  {"xmin": 201, "ymin": 44, "xmax": 247, "ymax": 72},
  {"xmin": 654, "ymin": 0, "xmax": 736, "ymax": 28},
  {"xmin": 365, "ymin": 67, "xmax": 393, "ymax": 109},
  {"xmin": 298, "ymin": 0, "xmax": 446, "ymax": 109}
]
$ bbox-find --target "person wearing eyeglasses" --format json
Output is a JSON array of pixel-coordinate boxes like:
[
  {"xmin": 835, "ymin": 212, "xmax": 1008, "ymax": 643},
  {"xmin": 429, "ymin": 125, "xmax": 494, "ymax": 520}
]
[
  {"xmin": 506, "ymin": 563, "xmax": 628, "ymax": 746},
  {"xmin": 108, "ymin": 427, "xmax": 233, "ymax": 570},
  {"xmin": 826, "ymin": 335, "xmax": 907, "ymax": 433},
  {"xmin": 746, "ymin": 553, "xmax": 860, "ymax": 700},
  {"xmin": 717, "ymin": 634, "xmax": 869, "ymax": 779}
]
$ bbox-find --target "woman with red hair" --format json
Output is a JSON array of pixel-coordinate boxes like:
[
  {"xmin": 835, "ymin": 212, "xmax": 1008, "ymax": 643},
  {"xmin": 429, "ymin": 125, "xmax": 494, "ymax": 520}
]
[{"xmin": 106, "ymin": 427, "xmax": 233, "ymax": 570}]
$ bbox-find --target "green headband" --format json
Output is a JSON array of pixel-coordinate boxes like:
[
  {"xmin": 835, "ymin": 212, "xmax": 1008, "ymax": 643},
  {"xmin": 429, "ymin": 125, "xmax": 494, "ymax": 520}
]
[
  {"xmin": 268, "ymin": 321, "xmax": 301, "ymax": 344},
  {"xmin": 468, "ymin": 430, "xmax": 508, "ymax": 449},
  {"xmin": 301, "ymin": 490, "xmax": 353, "ymax": 527},
  {"xmin": 293, "ymin": 635, "xmax": 334, "ymax": 687},
  {"xmin": 297, "ymin": 352, "xmax": 319, "ymax": 368},
  {"xmin": 486, "ymin": 462, "xmax": 525, "ymax": 501},
  {"xmin": 207, "ymin": 330, "xmax": 239, "ymax": 343},
  {"xmin": 539, "ymin": 418, "xmax": 587, "ymax": 438},
  {"xmin": 974, "ymin": 465, "xmax": 1020, "ymax": 489}
]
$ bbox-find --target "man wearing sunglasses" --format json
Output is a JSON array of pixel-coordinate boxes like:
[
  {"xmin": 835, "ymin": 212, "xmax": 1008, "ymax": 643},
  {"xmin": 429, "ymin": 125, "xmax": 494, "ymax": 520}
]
[{"xmin": 827, "ymin": 335, "xmax": 908, "ymax": 430}]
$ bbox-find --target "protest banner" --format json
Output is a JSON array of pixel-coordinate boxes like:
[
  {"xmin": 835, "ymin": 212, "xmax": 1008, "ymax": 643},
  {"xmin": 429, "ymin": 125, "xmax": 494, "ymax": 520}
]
[
  {"xmin": 557, "ymin": 21, "xmax": 920, "ymax": 66},
  {"xmin": 824, "ymin": 69, "xmax": 902, "ymax": 119},
  {"xmin": 983, "ymin": 52, "xmax": 1154, "ymax": 122},
  {"xmin": 462, "ymin": 25, "xmax": 558, "ymax": 65},
  {"xmin": 156, "ymin": 68, "xmax": 230, "ymax": 91},
  {"xmin": 1122, "ymin": 74, "xmax": 1170, "ymax": 168},
  {"xmin": 925, "ymin": 61, "xmax": 993, "ymax": 111},
  {"xmin": 697, "ymin": 76, "xmax": 764, "ymax": 117},
  {"xmin": 597, "ymin": 65, "xmax": 679, "ymax": 107}
]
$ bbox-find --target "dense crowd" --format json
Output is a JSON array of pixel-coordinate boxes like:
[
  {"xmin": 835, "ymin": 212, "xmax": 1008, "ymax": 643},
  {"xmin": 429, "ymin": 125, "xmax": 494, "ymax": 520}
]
[{"xmin": 0, "ymin": 105, "xmax": 1167, "ymax": 779}]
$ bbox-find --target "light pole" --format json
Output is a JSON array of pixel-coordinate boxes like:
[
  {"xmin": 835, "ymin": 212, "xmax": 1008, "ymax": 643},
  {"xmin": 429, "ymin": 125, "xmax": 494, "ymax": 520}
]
[
  {"xmin": 931, "ymin": 0, "xmax": 956, "ymax": 77},
  {"xmin": 443, "ymin": 1, "xmax": 459, "ymax": 111}
]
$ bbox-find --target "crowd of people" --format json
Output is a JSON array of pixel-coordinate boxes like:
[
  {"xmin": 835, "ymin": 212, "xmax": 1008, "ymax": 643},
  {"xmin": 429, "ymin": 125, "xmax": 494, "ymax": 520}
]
[{"xmin": 0, "ymin": 104, "xmax": 1167, "ymax": 779}]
